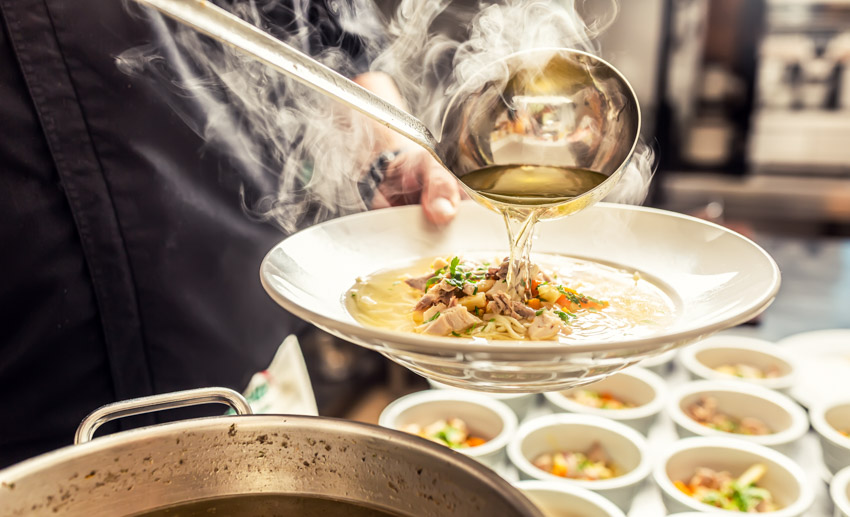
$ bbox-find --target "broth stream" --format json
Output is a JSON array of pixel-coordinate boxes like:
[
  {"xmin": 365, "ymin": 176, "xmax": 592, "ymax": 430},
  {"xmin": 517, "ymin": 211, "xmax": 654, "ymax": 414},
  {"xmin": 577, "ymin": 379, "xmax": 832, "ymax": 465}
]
[{"xmin": 459, "ymin": 164, "xmax": 607, "ymax": 299}]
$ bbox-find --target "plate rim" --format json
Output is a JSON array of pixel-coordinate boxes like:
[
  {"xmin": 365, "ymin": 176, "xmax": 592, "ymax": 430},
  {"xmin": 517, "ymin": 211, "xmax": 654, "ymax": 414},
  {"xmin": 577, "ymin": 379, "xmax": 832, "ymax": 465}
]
[{"xmin": 260, "ymin": 202, "xmax": 781, "ymax": 356}]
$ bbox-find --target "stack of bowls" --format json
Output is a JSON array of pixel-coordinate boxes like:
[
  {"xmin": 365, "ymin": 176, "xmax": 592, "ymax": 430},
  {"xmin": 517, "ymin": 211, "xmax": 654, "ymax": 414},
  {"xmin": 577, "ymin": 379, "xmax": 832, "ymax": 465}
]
[
  {"xmin": 667, "ymin": 380, "xmax": 808, "ymax": 455},
  {"xmin": 514, "ymin": 480, "xmax": 625, "ymax": 517},
  {"xmin": 542, "ymin": 367, "xmax": 666, "ymax": 435},
  {"xmin": 654, "ymin": 437, "xmax": 815, "ymax": 516},
  {"xmin": 810, "ymin": 398, "xmax": 850, "ymax": 476},
  {"xmin": 833, "ymin": 466, "xmax": 850, "ymax": 517},
  {"xmin": 378, "ymin": 389, "xmax": 517, "ymax": 470},
  {"xmin": 507, "ymin": 413, "xmax": 651, "ymax": 511},
  {"xmin": 679, "ymin": 335, "xmax": 796, "ymax": 394}
]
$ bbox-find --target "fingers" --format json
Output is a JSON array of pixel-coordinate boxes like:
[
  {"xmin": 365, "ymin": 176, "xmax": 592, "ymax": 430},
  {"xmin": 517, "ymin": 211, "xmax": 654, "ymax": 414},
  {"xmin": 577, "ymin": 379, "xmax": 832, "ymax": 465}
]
[{"xmin": 420, "ymin": 161, "xmax": 461, "ymax": 225}]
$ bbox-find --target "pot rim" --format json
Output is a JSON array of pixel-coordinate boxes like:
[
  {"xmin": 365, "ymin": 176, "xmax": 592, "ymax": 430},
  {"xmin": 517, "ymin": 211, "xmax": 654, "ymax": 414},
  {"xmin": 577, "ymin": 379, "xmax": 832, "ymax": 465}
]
[{"xmin": 0, "ymin": 413, "xmax": 538, "ymax": 517}]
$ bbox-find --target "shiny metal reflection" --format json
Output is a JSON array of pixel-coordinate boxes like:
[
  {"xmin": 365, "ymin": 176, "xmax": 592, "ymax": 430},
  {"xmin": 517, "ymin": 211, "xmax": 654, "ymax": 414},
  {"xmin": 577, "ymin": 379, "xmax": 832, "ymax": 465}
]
[
  {"xmin": 439, "ymin": 48, "xmax": 641, "ymax": 219},
  {"xmin": 135, "ymin": 0, "xmax": 640, "ymax": 216}
]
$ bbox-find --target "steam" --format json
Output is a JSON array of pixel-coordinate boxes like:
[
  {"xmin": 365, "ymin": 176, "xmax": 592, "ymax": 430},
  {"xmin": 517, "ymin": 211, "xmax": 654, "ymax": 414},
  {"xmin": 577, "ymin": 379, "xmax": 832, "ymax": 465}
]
[{"xmin": 118, "ymin": 0, "xmax": 653, "ymax": 233}]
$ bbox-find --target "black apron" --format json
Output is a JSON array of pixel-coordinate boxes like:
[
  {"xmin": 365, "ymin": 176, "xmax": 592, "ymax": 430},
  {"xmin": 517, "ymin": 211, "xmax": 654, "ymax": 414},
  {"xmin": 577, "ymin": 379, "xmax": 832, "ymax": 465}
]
[{"xmin": 0, "ymin": 0, "xmax": 363, "ymax": 467}]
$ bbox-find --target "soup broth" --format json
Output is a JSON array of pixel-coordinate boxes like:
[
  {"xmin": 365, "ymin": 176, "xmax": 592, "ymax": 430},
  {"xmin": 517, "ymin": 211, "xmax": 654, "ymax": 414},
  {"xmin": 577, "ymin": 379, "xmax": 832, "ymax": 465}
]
[
  {"xmin": 347, "ymin": 254, "xmax": 674, "ymax": 343},
  {"xmin": 133, "ymin": 494, "xmax": 407, "ymax": 517}
]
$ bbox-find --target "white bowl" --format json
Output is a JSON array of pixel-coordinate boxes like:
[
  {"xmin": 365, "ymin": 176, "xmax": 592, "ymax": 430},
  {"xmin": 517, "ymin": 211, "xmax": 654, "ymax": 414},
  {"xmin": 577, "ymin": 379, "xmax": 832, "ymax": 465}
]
[
  {"xmin": 679, "ymin": 335, "xmax": 795, "ymax": 393},
  {"xmin": 831, "ymin": 466, "xmax": 850, "ymax": 517},
  {"xmin": 638, "ymin": 348, "xmax": 677, "ymax": 375},
  {"xmin": 378, "ymin": 389, "xmax": 517, "ymax": 470},
  {"xmin": 507, "ymin": 413, "xmax": 651, "ymax": 512},
  {"xmin": 667, "ymin": 380, "xmax": 808, "ymax": 454},
  {"xmin": 542, "ymin": 367, "xmax": 666, "ymax": 435},
  {"xmin": 654, "ymin": 437, "xmax": 815, "ymax": 516},
  {"xmin": 514, "ymin": 480, "xmax": 625, "ymax": 517},
  {"xmin": 427, "ymin": 379, "xmax": 537, "ymax": 420},
  {"xmin": 260, "ymin": 202, "xmax": 780, "ymax": 391},
  {"xmin": 810, "ymin": 398, "xmax": 850, "ymax": 475},
  {"xmin": 666, "ymin": 514, "xmax": 726, "ymax": 516}
]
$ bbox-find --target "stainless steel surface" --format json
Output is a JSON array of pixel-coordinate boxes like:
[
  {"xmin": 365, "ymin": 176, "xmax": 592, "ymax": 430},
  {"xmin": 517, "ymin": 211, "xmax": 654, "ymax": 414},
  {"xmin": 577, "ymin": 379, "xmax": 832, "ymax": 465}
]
[
  {"xmin": 133, "ymin": 0, "xmax": 640, "ymax": 217},
  {"xmin": 74, "ymin": 387, "xmax": 252, "ymax": 444},
  {"xmin": 439, "ymin": 48, "xmax": 641, "ymax": 219},
  {"xmin": 1, "ymin": 392, "xmax": 542, "ymax": 517},
  {"xmin": 134, "ymin": 0, "xmax": 438, "ymax": 157}
]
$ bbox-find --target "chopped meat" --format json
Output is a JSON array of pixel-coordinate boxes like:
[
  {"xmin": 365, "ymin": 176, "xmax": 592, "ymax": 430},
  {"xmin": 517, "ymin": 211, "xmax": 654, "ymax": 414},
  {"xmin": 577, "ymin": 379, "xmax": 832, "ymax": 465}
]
[
  {"xmin": 740, "ymin": 417, "xmax": 770, "ymax": 435},
  {"xmin": 486, "ymin": 258, "xmax": 510, "ymax": 280},
  {"xmin": 414, "ymin": 279, "xmax": 459, "ymax": 312},
  {"xmin": 405, "ymin": 272, "xmax": 433, "ymax": 291},
  {"xmin": 486, "ymin": 292, "xmax": 512, "ymax": 316},
  {"xmin": 689, "ymin": 468, "xmax": 731, "ymax": 490},
  {"xmin": 486, "ymin": 291, "xmax": 538, "ymax": 321},
  {"xmin": 422, "ymin": 303, "xmax": 447, "ymax": 322},
  {"xmin": 511, "ymin": 302, "xmax": 536, "ymax": 320},
  {"xmin": 586, "ymin": 442, "xmax": 607, "ymax": 464},
  {"xmin": 414, "ymin": 293, "xmax": 437, "ymax": 312},
  {"xmin": 435, "ymin": 278, "xmax": 456, "ymax": 293},
  {"xmin": 527, "ymin": 311, "xmax": 562, "ymax": 340},
  {"xmin": 418, "ymin": 306, "xmax": 481, "ymax": 335},
  {"xmin": 462, "ymin": 283, "xmax": 477, "ymax": 296}
]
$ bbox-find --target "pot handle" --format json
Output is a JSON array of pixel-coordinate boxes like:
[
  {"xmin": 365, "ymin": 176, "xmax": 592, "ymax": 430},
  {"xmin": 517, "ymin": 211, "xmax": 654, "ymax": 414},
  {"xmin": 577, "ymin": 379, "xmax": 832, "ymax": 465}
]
[{"xmin": 74, "ymin": 387, "xmax": 253, "ymax": 444}]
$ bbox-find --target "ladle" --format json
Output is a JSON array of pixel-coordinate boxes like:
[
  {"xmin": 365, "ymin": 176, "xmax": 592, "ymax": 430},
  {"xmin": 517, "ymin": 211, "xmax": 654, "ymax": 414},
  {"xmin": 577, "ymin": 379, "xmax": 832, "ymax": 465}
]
[{"xmin": 133, "ymin": 0, "xmax": 641, "ymax": 218}]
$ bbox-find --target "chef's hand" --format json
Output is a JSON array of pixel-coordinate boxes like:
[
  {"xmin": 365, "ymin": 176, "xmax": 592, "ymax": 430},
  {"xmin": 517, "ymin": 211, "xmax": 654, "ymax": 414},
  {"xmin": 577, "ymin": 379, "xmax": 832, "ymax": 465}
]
[
  {"xmin": 370, "ymin": 147, "xmax": 462, "ymax": 226},
  {"xmin": 352, "ymin": 72, "xmax": 462, "ymax": 225}
]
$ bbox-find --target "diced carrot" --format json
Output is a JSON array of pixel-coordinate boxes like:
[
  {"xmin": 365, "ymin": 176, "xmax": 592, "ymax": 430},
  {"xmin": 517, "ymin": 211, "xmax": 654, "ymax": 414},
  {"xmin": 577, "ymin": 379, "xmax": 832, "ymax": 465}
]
[
  {"xmin": 551, "ymin": 464, "xmax": 567, "ymax": 477},
  {"xmin": 530, "ymin": 280, "xmax": 541, "ymax": 298},
  {"xmin": 465, "ymin": 437, "xmax": 487, "ymax": 447},
  {"xmin": 555, "ymin": 295, "xmax": 568, "ymax": 307},
  {"xmin": 527, "ymin": 298, "xmax": 541, "ymax": 310},
  {"xmin": 674, "ymin": 480, "xmax": 692, "ymax": 496}
]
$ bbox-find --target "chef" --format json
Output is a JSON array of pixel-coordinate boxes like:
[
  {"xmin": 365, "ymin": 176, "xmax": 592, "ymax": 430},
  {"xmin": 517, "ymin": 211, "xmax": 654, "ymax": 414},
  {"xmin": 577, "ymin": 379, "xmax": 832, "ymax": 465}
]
[{"xmin": 0, "ymin": 0, "xmax": 460, "ymax": 467}]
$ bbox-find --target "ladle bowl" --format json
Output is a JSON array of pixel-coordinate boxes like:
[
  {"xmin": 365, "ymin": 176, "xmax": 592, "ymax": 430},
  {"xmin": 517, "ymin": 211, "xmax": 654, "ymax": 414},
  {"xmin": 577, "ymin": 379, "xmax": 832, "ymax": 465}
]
[{"xmin": 134, "ymin": 0, "xmax": 640, "ymax": 217}]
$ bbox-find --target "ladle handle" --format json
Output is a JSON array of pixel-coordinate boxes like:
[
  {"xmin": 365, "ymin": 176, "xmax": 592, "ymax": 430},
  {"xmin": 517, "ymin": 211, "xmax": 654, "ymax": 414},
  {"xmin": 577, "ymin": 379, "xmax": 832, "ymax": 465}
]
[{"xmin": 134, "ymin": 0, "xmax": 440, "ymax": 157}]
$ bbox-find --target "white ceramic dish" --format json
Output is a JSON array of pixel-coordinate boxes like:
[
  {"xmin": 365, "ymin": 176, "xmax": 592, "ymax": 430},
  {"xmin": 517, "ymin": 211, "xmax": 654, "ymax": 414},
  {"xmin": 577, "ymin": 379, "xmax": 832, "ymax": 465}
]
[
  {"xmin": 809, "ymin": 398, "xmax": 850, "ymax": 476},
  {"xmin": 378, "ymin": 389, "xmax": 517, "ymax": 470},
  {"xmin": 637, "ymin": 348, "xmax": 677, "ymax": 375},
  {"xmin": 514, "ymin": 480, "xmax": 625, "ymax": 517},
  {"xmin": 777, "ymin": 329, "xmax": 850, "ymax": 408},
  {"xmin": 260, "ymin": 201, "xmax": 780, "ymax": 392},
  {"xmin": 667, "ymin": 380, "xmax": 808, "ymax": 455},
  {"xmin": 507, "ymin": 413, "xmax": 651, "ymax": 512},
  {"xmin": 666, "ymin": 514, "xmax": 726, "ymax": 516},
  {"xmin": 542, "ymin": 366, "xmax": 665, "ymax": 435},
  {"xmin": 427, "ymin": 379, "xmax": 537, "ymax": 420},
  {"xmin": 654, "ymin": 437, "xmax": 815, "ymax": 516},
  {"xmin": 679, "ymin": 335, "xmax": 795, "ymax": 393},
  {"xmin": 832, "ymin": 466, "xmax": 850, "ymax": 517}
]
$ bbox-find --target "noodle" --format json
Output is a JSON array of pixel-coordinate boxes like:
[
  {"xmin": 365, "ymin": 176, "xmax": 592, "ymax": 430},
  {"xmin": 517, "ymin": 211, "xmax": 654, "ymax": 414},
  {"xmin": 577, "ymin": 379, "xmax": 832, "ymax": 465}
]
[{"xmin": 347, "ymin": 255, "xmax": 674, "ymax": 342}]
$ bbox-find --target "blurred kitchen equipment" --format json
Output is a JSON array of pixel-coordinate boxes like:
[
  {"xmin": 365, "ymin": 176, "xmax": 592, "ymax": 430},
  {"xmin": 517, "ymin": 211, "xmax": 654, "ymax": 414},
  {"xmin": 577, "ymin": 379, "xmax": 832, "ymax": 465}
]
[
  {"xmin": 133, "ymin": 0, "xmax": 640, "ymax": 219},
  {"xmin": 0, "ymin": 387, "xmax": 543, "ymax": 517}
]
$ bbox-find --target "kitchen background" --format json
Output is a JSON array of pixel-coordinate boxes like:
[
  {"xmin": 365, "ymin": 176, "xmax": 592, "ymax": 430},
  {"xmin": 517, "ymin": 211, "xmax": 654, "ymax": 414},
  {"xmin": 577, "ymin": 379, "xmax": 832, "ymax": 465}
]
[{"xmin": 298, "ymin": 0, "xmax": 850, "ymax": 421}]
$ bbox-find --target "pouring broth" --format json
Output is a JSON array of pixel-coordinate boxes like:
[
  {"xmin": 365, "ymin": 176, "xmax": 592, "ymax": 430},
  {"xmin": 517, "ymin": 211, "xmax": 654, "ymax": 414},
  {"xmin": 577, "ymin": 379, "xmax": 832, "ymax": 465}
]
[
  {"xmin": 133, "ymin": 494, "xmax": 407, "ymax": 517},
  {"xmin": 459, "ymin": 165, "xmax": 607, "ymax": 206}
]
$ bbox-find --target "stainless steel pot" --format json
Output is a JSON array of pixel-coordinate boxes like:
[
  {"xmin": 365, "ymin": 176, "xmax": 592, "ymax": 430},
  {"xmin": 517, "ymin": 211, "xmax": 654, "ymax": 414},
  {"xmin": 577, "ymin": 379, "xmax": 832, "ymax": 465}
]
[{"xmin": 0, "ymin": 388, "xmax": 542, "ymax": 516}]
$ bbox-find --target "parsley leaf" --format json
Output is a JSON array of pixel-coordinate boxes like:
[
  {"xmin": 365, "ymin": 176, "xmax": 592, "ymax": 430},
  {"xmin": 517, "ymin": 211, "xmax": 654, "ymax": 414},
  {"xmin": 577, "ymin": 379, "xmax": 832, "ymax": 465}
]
[
  {"xmin": 449, "ymin": 256, "xmax": 460, "ymax": 276},
  {"xmin": 424, "ymin": 276, "xmax": 442, "ymax": 290},
  {"xmin": 426, "ymin": 311, "xmax": 441, "ymax": 322}
]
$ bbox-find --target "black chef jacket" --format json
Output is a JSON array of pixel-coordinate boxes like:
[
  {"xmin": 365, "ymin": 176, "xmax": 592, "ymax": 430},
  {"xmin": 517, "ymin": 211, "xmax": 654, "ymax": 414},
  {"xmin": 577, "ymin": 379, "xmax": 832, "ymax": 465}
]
[{"xmin": 0, "ymin": 0, "xmax": 366, "ymax": 467}]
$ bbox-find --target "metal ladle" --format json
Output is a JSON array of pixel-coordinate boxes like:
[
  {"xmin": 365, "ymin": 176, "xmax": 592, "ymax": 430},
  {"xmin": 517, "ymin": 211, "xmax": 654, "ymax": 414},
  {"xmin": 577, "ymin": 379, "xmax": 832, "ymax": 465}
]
[{"xmin": 134, "ymin": 0, "xmax": 641, "ymax": 218}]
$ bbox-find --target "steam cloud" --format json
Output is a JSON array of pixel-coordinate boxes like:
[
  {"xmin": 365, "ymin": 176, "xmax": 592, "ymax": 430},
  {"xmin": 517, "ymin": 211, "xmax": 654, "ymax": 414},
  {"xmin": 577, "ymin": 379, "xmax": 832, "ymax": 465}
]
[{"xmin": 118, "ymin": 0, "xmax": 653, "ymax": 233}]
